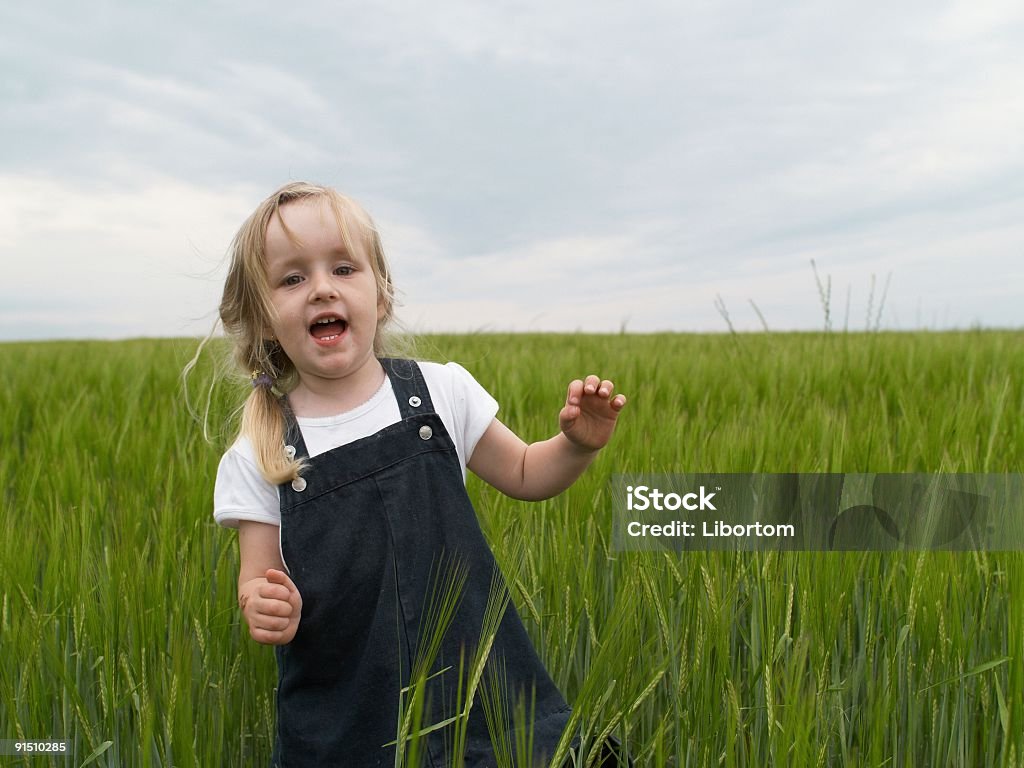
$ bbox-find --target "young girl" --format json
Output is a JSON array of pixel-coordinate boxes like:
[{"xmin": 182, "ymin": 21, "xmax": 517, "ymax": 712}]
[{"xmin": 212, "ymin": 181, "xmax": 628, "ymax": 767}]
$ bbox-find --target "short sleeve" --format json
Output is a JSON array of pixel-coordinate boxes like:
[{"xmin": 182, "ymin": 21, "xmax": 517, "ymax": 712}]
[
  {"xmin": 213, "ymin": 438, "xmax": 281, "ymax": 529},
  {"xmin": 444, "ymin": 362, "xmax": 499, "ymax": 461}
]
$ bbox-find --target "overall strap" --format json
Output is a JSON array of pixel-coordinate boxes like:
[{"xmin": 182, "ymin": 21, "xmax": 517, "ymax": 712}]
[
  {"xmin": 380, "ymin": 358, "xmax": 434, "ymax": 418},
  {"xmin": 280, "ymin": 396, "xmax": 310, "ymax": 461}
]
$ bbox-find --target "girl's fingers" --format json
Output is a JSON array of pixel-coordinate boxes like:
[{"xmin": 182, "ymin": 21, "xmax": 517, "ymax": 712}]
[
  {"xmin": 567, "ymin": 375, "xmax": 626, "ymax": 416},
  {"xmin": 266, "ymin": 568, "xmax": 298, "ymax": 593},
  {"xmin": 258, "ymin": 582, "xmax": 291, "ymax": 602},
  {"xmin": 250, "ymin": 626, "xmax": 291, "ymax": 645},
  {"xmin": 265, "ymin": 569, "xmax": 303, "ymax": 609},
  {"xmin": 255, "ymin": 596, "xmax": 294, "ymax": 617},
  {"xmin": 254, "ymin": 614, "xmax": 292, "ymax": 632},
  {"xmin": 559, "ymin": 403, "xmax": 579, "ymax": 426},
  {"xmin": 566, "ymin": 379, "xmax": 583, "ymax": 405}
]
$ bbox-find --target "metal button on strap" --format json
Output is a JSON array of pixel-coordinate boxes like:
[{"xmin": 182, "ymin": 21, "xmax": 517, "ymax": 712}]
[
  {"xmin": 408, "ymin": 396, "xmax": 421, "ymax": 407},
  {"xmin": 284, "ymin": 444, "xmax": 296, "ymax": 458},
  {"xmin": 418, "ymin": 425, "xmax": 433, "ymax": 440},
  {"xmin": 291, "ymin": 476, "xmax": 307, "ymax": 492}
]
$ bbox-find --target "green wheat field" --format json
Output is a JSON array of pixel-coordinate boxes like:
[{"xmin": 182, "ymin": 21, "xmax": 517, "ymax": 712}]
[{"xmin": 1, "ymin": 330, "xmax": 1022, "ymax": 767}]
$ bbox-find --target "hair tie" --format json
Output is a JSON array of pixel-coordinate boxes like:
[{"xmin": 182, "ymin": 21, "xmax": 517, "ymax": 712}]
[{"xmin": 251, "ymin": 370, "xmax": 275, "ymax": 390}]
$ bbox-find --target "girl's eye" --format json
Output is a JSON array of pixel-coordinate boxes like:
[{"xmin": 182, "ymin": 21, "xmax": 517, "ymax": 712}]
[
  {"xmin": 335, "ymin": 265, "xmax": 354, "ymax": 276},
  {"xmin": 283, "ymin": 275, "xmax": 303, "ymax": 286}
]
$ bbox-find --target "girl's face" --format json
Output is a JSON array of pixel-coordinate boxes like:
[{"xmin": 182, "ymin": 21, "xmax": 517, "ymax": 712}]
[{"xmin": 263, "ymin": 198, "xmax": 384, "ymax": 396}]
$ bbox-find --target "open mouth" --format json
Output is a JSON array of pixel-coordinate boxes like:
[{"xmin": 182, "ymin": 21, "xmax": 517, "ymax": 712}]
[{"xmin": 309, "ymin": 316, "xmax": 348, "ymax": 341}]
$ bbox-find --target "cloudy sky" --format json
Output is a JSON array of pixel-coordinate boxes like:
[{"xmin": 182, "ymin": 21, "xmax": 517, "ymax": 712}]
[{"xmin": 2, "ymin": 1, "xmax": 1021, "ymax": 340}]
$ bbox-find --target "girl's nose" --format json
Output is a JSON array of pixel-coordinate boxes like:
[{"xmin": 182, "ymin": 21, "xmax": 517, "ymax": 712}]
[{"xmin": 308, "ymin": 270, "xmax": 338, "ymax": 301}]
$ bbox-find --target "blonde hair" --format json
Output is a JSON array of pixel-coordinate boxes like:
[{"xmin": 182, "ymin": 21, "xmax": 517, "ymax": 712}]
[{"xmin": 219, "ymin": 181, "xmax": 398, "ymax": 484}]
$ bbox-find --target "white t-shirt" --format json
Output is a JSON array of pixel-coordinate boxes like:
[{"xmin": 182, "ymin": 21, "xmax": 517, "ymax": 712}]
[{"xmin": 213, "ymin": 361, "xmax": 499, "ymax": 529}]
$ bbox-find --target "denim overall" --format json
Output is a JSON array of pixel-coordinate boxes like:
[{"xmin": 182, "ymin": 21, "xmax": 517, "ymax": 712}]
[{"xmin": 270, "ymin": 359, "xmax": 572, "ymax": 767}]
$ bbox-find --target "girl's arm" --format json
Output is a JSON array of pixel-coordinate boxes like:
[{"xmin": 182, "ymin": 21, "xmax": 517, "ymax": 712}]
[
  {"xmin": 237, "ymin": 521, "xmax": 303, "ymax": 645},
  {"xmin": 468, "ymin": 374, "xmax": 626, "ymax": 501}
]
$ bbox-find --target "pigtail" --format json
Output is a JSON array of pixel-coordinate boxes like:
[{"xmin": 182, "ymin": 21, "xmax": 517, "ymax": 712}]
[
  {"xmin": 234, "ymin": 335, "xmax": 304, "ymax": 484},
  {"xmin": 240, "ymin": 384, "xmax": 305, "ymax": 485}
]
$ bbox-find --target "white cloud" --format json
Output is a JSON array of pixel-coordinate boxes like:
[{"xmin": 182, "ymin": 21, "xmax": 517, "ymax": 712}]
[
  {"xmin": 929, "ymin": 0, "xmax": 1024, "ymax": 43},
  {"xmin": 1, "ymin": 0, "xmax": 1021, "ymax": 339},
  {"xmin": 0, "ymin": 174, "xmax": 258, "ymax": 339}
]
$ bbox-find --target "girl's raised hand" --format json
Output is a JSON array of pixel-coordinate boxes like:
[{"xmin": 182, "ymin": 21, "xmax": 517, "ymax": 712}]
[
  {"xmin": 559, "ymin": 374, "xmax": 627, "ymax": 452},
  {"xmin": 240, "ymin": 568, "xmax": 303, "ymax": 645}
]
